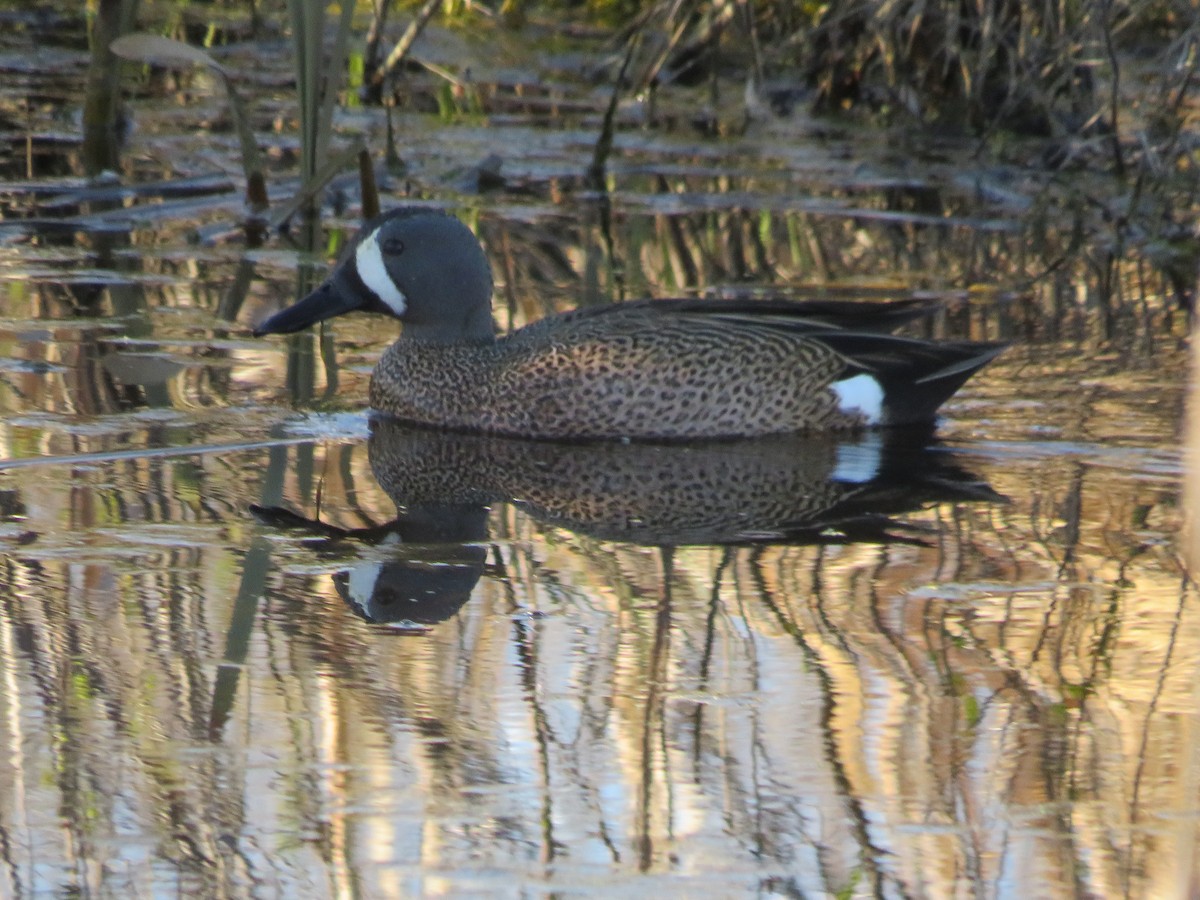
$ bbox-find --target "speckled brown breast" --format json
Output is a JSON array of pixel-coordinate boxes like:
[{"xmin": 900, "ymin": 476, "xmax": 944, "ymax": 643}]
[{"xmin": 368, "ymin": 305, "xmax": 864, "ymax": 440}]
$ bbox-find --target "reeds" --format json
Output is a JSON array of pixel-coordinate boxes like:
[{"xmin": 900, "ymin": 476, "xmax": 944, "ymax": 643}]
[
  {"xmin": 110, "ymin": 33, "xmax": 269, "ymax": 215},
  {"xmin": 288, "ymin": 0, "xmax": 356, "ymax": 221}
]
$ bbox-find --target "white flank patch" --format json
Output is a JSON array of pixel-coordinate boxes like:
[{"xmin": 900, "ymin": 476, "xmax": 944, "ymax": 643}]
[
  {"xmin": 832, "ymin": 431, "xmax": 883, "ymax": 483},
  {"xmin": 346, "ymin": 562, "xmax": 384, "ymax": 615},
  {"xmin": 355, "ymin": 229, "xmax": 407, "ymax": 314},
  {"xmin": 832, "ymin": 373, "xmax": 884, "ymax": 425}
]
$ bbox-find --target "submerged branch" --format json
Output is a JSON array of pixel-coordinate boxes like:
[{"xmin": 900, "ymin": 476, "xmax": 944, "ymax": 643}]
[
  {"xmin": 366, "ymin": 0, "xmax": 442, "ymax": 96},
  {"xmin": 588, "ymin": 35, "xmax": 640, "ymax": 192}
]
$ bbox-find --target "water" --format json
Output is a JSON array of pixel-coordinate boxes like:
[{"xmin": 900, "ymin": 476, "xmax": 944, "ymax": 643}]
[{"xmin": 0, "ymin": 6, "xmax": 1196, "ymax": 898}]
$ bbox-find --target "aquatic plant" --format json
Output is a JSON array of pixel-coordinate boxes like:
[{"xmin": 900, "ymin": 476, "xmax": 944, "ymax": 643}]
[
  {"xmin": 288, "ymin": 0, "xmax": 356, "ymax": 220},
  {"xmin": 110, "ymin": 33, "xmax": 268, "ymax": 214}
]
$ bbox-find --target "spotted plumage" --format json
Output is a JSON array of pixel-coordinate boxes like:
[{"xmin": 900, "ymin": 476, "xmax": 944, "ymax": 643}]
[{"xmin": 255, "ymin": 207, "xmax": 1006, "ymax": 440}]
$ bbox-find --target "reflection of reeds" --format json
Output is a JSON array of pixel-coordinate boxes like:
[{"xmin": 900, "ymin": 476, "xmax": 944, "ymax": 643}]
[
  {"xmin": 490, "ymin": 190, "xmax": 1191, "ymax": 335},
  {"xmin": 6, "ymin": 6, "xmax": 1200, "ymax": 889},
  {"xmin": 83, "ymin": 0, "xmax": 138, "ymax": 178},
  {"xmin": 110, "ymin": 33, "xmax": 269, "ymax": 216},
  {"xmin": 0, "ymin": 412, "xmax": 1195, "ymax": 895}
]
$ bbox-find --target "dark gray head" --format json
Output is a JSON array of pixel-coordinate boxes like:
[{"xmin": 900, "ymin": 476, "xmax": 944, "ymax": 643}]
[{"xmin": 254, "ymin": 208, "xmax": 496, "ymax": 343}]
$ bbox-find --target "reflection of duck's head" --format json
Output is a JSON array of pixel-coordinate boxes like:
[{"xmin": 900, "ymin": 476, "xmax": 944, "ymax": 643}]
[
  {"xmin": 368, "ymin": 419, "xmax": 1001, "ymax": 547},
  {"xmin": 330, "ymin": 504, "xmax": 490, "ymax": 627},
  {"xmin": 250, "ymin": 502, "xmax": 490, "ymax": 629},
  {"xmin": 333, "ymin": 548, "xmax": 487, "ymax": 628},
  {"xmin": 255, "ymin": 207, "xmax": 1006, "ymax": 440}
]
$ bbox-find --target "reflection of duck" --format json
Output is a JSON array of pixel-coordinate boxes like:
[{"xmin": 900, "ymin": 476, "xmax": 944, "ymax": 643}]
[
  {"xmin": 254, "ymin": 422, "xmax": 1000, "ymax": 628},
  {"xmin": 254, "ymin": 208, "xmax": 1006, "ymax": 440},
  {"xmin": 367, "ymin": 419, "xmax": 1000, "ymax": 547}
]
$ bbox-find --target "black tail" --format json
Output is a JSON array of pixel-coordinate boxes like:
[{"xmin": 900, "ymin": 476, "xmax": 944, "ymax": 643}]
[{"xmin": 818, "ymin": 332, "xmax": 1008, "ymax": 425}]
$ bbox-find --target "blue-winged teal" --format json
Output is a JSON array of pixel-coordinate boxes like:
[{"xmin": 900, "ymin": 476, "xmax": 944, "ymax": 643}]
[{"xmin": 254, "ymin": 207, "xmax": 1006, "ymax": 440}]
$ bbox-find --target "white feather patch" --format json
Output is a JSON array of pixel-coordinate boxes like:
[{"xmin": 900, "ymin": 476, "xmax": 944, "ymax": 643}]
[
  {"xmin": 355, "ymin": 230, "xmax": 407, "ymax": 314},
  {"xmin": 832, "ymin": 431, "xmax": 882, "ymax": 483},
  {"xmin": 832, "ymin": 373, "xmax": 884, "ymax": 425},
  {"xmin": 346, "ymin": 562, "xmax": 384, "ymax": 615}
]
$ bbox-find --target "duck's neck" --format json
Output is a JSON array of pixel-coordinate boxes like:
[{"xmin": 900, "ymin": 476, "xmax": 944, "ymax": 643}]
[
  {"xmin": 398, "ymin": 326, "xmax": 495, "ymax": 345},
  {"xmin": 398, "ymin": 299, "xmax": 497, "ymax": 344}
]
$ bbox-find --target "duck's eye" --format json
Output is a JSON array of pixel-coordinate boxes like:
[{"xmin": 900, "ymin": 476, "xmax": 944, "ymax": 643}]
[{"xmin": 382, "ymin": 237, "xmax": 405, "ymax": 254}]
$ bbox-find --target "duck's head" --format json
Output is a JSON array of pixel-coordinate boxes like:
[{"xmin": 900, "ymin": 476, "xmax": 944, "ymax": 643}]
[{"xmin": 254, "ymin": 208, "xmax": 496, "ymax": 343}]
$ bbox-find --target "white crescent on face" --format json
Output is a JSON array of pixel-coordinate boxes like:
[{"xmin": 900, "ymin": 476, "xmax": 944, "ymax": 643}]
[{"xmin": 355, "ymin": 228, "xmax": 408, "ymax": 315}]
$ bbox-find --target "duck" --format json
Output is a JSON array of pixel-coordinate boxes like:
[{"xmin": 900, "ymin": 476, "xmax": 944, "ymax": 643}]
[{"xmin": 253, "ymin": 207, "xmax": 1006, "ymax": 440}]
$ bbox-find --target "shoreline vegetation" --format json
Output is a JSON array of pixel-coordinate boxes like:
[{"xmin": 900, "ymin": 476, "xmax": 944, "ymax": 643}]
[{"xmin": 3, "ymin": 0, "xmax": 1198, "ymax": 324}]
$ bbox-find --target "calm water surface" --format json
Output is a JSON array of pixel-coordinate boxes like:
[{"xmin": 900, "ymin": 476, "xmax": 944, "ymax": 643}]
[{"xmin": 0, "ymin": 7, "xmax": 1196, "ymax": 899}]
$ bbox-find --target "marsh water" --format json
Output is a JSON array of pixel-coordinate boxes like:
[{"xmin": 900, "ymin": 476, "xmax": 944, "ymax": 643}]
[{"xmin": 0, "ymin": 7, "xmax": 1197, "ymax": 899}]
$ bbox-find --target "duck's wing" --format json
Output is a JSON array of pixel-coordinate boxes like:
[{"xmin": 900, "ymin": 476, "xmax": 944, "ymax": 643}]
[
  {"xmin": 494, "ymin": 304, "xmax": 849, "ymax": 438},
  {"xmin": 641, "ymin": 296, "xmax": 940, "ymax": 332},
  {"xmin": 494, "ymin": 301, "xmax": 1005, "ymax": 435},
  {"xmin": 517, "ymin": 296, "xmax": 937, "ymax": 337}
]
